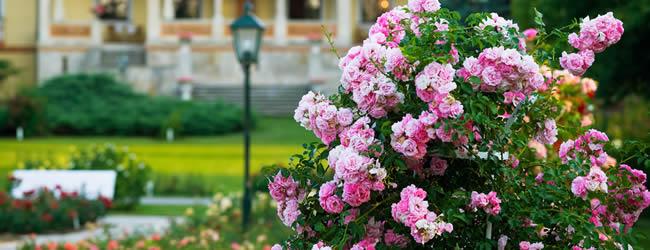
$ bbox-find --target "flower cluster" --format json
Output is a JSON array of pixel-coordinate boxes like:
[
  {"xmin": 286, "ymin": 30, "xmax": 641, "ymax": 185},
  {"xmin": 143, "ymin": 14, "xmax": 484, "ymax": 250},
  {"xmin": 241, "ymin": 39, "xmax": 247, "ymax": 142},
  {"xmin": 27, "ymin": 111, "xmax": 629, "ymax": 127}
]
[
  {"xmin": 534, "ymin": 119, "xmax": 558, "ymax": 145},
  {"xmin": 368, "ymin": 8, "xmax": 411, "ymax": 47},
  {"xmin": 390, "ymin": 114, "xmax": 432, "ymax": 159},
  {"xmin": 561, "ymin": 12, "xmax": 624, "ymax": 75},
  {"xmin": 519, "ymin": 241, "xmax": 545, "ymax": 250},
  {"xmin": 543, "ymin": 66, "xmax": 598, "ymax": 127},
  {"xmin": 409, "ymin": 156, "xmax": 449, "ymax": 178},
  {"xmin": 318, "ymin": 181, "xmax": 344, "ymax": 214},
  {"xmin": 339, "ymin": 117, "xmax": 379, "ymax": 153},
  {"xmin": 407, "ymin": 0, "xmax": 441, "ymax": 13},
  {"xmin": 339, "ymin": 42, "xmax": 406, "ymax": 118},
  {"xmin": 327, "ymin": 145, "xmax": 386, "ymax": 207},
  {"xmin": 571, "ymin": 167, "xmax": 608, "ymax": 199},
  {"xmin": 294, "ymin": 91, "xmax": 353, "ymax": 145},
  {"xmin": 559, "ymin": 50, "xmax": 595, "ymax": 76},
  {"xmin": 589, "ymin": 164, "xmax": 650, "ymax": 232},
  {"xmin": 310, "ymin": 241, "xmax": 332, "ymax": 250},
  {"xmin": 383, "ymin": 230, "xmax": 410, "ymax": 248},
  {"xmin": 415, "ymin": 62, "xmax": 456, "ymax": 103},
  {"xmin": 391, "ymin": 185, "xmax": 453, "ymax": 244},
  {"xmin": 559, "ymin": 129, "xmax": 609, "ymax": 166},
  {"xmin": 478, "ymin": 13, "xmax": 520, "ymax": 37},
  {"xmin": 268, "ymin": 172, "xmax": 305, "ymax": 227},
  {"xmin": 457, "ymin": 46, "xmax": 544, "ymax": 98},
  {"xmin": 273, "ymin": 1, "xmax": 644, "ymax": 249},
  {"xmin": 469, "ymin": 191, "xmax": 502, "ymax": 216},
  {"xmin": 568, "ymin": 12, "xmax": 624, "ymax": 53}
]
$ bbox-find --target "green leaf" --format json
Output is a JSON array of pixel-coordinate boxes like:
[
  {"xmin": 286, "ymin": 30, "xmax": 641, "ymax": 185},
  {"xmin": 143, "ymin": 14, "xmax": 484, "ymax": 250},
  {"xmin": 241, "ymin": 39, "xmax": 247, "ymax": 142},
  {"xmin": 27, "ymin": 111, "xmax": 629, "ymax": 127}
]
[{"xmin": 534, "ymin": 8, "xmax": 546, "ymax": 28}]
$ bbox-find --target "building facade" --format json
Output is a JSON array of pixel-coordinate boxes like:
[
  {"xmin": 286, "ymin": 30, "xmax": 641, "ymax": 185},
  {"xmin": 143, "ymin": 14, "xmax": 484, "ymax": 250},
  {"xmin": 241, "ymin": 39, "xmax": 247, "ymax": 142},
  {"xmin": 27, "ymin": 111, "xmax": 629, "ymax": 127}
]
[{"xmin": 0, "ymin": 0, "xmax": 418, "ymax": 112}]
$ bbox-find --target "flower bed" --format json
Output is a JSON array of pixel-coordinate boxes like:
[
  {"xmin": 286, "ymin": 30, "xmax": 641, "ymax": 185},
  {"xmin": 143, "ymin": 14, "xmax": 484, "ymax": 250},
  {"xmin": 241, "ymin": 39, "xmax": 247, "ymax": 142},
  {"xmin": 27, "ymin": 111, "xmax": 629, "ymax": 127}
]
[
  {"xmin": 265, "ymin": 1, "xmax": 649, "ymax": 249},
  {"xmin": 0, "ymin": 187, "xmax": 110, "ymax": 234},
  {"xmin": 20, "ymin": 193, "xmax": 290, "ymax": 250},
  {"xmin": 17, "ymin": 144, "xmax": 151, "ymax": 210}
]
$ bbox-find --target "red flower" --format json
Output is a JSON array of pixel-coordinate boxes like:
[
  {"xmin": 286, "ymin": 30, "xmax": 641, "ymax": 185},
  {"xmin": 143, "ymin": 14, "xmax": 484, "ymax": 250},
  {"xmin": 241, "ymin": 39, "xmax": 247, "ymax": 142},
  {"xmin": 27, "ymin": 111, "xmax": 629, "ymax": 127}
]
[
  {"xmin": 107, "ymin": 240, "xmax": 119, "ymax": 250},
  {"xmin": 99, "ymin": 195, "xmax": 113, "ymax": 209},
  {"xmin": 23, "ymin": 189, "xmax": 35, "ymax": 197},
  {"xmin": 64, "ymin": 242, "xmax": 78, "ymax": 250},
  {"xmin": 41, "ymin": 213, "xmax": 53, "ymax": 222},
  {"xmin": 68, "ymin": 210, "xmax": 78, "ymax": 219},
  {"xmin": 49, "ymin": 201, "xmax": 59, "ymax": 210},
  {"xmin": 12, "ymin": 200, "xmax": 22, "ymax": 209},
  {"xmin": 150, "ymin": 233, "xmax": 161, "ymax": 241}
]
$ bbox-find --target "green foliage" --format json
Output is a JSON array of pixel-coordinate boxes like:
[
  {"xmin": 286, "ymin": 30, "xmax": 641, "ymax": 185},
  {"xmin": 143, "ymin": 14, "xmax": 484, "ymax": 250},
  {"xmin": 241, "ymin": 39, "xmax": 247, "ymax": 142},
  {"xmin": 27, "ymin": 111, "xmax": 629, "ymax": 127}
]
[
  {"xmin": 0, "ymin": 59, "xmax": 19, "ymax": 85},
  {"xmin": 511, "ymin": 0, "xmax": 650, "ymax": 102},
  {"xmin": 2, "ymin": 74, "xmax": 248, "ymax": 136},
  {"xmin": 18, "ymin": 144, "xmax": 152, "ymax": 210},
  {"xmin": 595, "ymin": 95, "xmax": 650, "ymax": 142},
  {"xmin": 268, "ymin": 4, "xmax": 648, "ymax": 249},
  {"xmin": 0, "ymin": 188, "xmax": 109, "ymax": 234}
]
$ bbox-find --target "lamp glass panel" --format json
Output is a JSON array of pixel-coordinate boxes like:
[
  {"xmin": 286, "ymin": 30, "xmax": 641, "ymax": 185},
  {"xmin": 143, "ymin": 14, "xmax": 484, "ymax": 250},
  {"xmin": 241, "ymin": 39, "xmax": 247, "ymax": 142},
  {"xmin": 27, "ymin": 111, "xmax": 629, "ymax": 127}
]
[{"xmin": 235, "ymin": 28, "xmax": 259, "ymax": 61}]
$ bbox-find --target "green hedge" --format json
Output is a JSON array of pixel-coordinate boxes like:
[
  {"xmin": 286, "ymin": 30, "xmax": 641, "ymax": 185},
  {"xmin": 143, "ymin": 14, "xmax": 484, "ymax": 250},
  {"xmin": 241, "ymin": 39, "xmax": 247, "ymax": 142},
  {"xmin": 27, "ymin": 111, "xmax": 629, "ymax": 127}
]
[{"xmin": 2, "ymin": 74, "xmax": 250, "ymax": 136}]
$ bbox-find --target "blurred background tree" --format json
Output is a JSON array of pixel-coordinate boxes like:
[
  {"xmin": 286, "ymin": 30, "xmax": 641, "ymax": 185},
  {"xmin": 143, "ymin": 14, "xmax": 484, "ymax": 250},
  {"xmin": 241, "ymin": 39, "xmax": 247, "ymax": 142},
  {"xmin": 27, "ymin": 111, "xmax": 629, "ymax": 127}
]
[
  {"xmin": 511, "ymin": 0, "xmax": 650, "ymax": 103},
  {"xmin": 0, "ymin": 59, "xmax": 18, "ymax": 88}
]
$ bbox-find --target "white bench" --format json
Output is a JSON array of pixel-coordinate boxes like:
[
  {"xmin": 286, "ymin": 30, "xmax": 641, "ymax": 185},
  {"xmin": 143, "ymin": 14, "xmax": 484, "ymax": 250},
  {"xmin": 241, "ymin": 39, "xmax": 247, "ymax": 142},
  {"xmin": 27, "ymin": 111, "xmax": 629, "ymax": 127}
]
[{"xmin": 11, "ymin": 170, "xmax": 117, "ymax": 199}]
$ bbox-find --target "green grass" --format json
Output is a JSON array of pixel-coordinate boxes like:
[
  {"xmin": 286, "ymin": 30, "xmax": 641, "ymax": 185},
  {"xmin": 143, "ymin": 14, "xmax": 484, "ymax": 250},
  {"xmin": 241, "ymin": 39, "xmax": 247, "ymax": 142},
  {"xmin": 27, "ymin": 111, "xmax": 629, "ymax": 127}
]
[
  {"xmin": 109, "ymin": 204, "xmax": 207, "ymax": 217},
  {"xmin": 0, "ymin": 117, "xmax": 315, "ymax": 173},
  {"xmin": 0, "ymin": 117, "xmax": 316, "ymax": 193}
]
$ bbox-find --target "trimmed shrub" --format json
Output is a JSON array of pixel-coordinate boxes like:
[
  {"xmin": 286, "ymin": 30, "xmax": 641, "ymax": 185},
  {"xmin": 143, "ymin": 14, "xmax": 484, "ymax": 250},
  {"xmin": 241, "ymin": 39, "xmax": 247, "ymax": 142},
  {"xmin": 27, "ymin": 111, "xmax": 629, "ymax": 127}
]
[
  {"xmin": 4, "ymin": 74, "xmax": 249, "ymax": 136},
  {"xmin": 17, "ymin": 144, "xmax": 152, "ymax": 210}
]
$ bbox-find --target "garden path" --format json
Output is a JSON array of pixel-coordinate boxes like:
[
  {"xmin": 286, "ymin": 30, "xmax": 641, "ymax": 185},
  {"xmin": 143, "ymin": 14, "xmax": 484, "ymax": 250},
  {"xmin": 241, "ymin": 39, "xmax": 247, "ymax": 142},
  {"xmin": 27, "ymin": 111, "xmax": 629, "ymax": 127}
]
[
  {"xmin": 141, "ymin": 196, "xmax": 211, "ymax": 206},
  {"xmin": 0, "ymin": 215, "xmax": 175, "ymax": 250}
]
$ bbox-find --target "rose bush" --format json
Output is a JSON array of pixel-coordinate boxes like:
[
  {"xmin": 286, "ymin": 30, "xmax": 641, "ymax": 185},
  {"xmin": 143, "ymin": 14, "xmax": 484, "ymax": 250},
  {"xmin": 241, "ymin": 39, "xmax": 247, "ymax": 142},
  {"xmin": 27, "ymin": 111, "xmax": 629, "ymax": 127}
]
[
  {"xmin": 0, "ymin": 187, "xmax": 110, "ymax": 234},
  {"xmin": 267, "ymin": 1, "xmax": 649, "ymax": 249}
]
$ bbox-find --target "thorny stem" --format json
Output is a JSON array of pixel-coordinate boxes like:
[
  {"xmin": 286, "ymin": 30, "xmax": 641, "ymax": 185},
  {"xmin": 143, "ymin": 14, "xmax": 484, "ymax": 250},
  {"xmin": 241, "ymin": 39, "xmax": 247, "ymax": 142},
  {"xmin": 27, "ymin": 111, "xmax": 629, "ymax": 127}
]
[{"xmin": 322, "ymin": 25, "xmax": 341, "ymax": 59}]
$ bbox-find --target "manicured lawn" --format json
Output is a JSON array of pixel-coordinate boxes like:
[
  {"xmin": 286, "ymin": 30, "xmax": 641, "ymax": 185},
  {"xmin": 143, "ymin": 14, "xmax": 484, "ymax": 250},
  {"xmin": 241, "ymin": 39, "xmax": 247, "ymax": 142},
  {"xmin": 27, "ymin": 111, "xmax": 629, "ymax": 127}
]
[
  {"xmin": 0, "ymin": 117, "xmax": 316, "ymax": 192},
  {"xmin": 109, "ymin": 204, "xmax": 207, "ymax": 217},
  {"xmin": 0, "ymin": 117, "xmax": 315, "ymax": 173}
]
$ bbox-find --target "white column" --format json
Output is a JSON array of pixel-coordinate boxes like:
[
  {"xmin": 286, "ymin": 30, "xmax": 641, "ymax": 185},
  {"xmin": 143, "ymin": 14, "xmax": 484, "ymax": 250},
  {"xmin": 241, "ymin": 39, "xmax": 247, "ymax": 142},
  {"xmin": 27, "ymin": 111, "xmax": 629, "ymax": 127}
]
[
  {"xmin": 91, "ymin": 20, "xmax": 103, "ymax": 44},
  {"xmin": 38, "ymin": 0, "xmax": 51, "ymax": 43},
  {"xmin": 274, "ymin": 0, "xmax": 288, "ymax": 45},
  {"xmin": 147, "ymin": 0, "xmax": 161, "ymax": 42},
  {"xmin": 53, "ymin": 0, "xmax": 64, "ymax": 22},
  {"xmin": 212, "ymin": 0, "xmax": 224, "ymax": 40},
  {"xmin": 335, "ymin": 0, "xmax": 352, "ymax": 46},
  {"xmin": 163, "ymin": 0, "xmax": 174, "ymax": 20}
]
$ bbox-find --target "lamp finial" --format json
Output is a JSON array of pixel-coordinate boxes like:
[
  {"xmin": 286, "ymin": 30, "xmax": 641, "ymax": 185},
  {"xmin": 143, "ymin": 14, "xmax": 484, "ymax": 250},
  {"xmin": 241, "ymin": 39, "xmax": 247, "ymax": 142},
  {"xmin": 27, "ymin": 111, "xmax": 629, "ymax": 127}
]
[{"xmin": 244, "ymin": 0, "xmax": 253, "ymax": 14}]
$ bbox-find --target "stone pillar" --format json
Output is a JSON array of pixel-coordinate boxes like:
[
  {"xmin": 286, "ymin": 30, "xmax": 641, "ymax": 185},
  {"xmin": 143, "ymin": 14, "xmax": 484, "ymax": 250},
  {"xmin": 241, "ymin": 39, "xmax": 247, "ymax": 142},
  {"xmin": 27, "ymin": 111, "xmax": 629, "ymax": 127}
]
[
  {"xmin": 38, "ymin": 0, "xmax": 51, "ymax": 43},
  {"xmin": 335, "ymin": 0, "xmax": 352, "ymax": 46},
  {"xmin": 53, "ymin": 0, "xmax": 64, "ymax": 22},
  {"xmin": 177, "ymin": 42, "xmax": 193, "ymax": 101},
  {"xmin": 212, "ymin": 0, "xmax": 224, "ymax": 40},
  {"xmin": 274, "ymin": 0, "xmax": 288, "ymax": 45},
  {"xmin": 163, "ymin": 0, "xmax": 174, "ymax": 20},
  {"xmin": 91, "ymin": 20, "xmax": 103, "ymax": 44},
  {"xmin": 147, "ymin": 0, "xmax": 161, "ymax": 42}
]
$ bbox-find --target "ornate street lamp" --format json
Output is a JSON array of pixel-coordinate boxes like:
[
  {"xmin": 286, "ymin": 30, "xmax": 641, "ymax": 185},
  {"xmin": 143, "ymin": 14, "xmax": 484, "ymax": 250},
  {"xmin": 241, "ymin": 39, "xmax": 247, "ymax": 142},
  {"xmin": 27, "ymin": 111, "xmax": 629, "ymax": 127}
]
[{"xmin": 230, "ymin": 0, "xmax": 264, "ymax": 231}]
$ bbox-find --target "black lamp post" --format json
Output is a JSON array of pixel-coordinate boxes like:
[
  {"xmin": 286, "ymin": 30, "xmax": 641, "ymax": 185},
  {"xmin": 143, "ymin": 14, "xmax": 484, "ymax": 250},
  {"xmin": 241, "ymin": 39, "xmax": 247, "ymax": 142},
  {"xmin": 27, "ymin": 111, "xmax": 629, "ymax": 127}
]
[{"xmin": 230, "ymin": 0, "xmax": 264, "ymax": 231}]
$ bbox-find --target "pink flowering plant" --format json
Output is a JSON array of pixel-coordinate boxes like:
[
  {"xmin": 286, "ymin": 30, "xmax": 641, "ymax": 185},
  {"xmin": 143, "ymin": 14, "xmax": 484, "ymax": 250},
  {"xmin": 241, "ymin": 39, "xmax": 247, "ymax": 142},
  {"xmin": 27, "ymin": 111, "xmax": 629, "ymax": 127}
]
[{"xmin": 267, "ymin": 1, "xmax": 648, "ymax": 249}]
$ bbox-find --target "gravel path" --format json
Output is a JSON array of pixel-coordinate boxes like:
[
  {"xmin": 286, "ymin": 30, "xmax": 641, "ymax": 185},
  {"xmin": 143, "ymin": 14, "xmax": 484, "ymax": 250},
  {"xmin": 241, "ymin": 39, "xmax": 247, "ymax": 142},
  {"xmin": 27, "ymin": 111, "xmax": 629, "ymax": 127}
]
[
  {"xmin": 0, "ymin": 215, "xmax": 176, "ymax": 250},
  {"xmin": 140, "ymin": 196, "xmax": 211, "ymax": 206}
]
